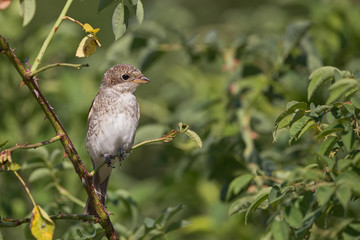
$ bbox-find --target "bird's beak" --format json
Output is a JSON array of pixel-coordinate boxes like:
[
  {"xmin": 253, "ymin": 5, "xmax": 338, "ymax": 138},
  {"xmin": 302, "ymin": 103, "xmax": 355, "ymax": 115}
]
[{"xmin": 132, "ymin": 76, "xmax": 150, "ymax": 84}]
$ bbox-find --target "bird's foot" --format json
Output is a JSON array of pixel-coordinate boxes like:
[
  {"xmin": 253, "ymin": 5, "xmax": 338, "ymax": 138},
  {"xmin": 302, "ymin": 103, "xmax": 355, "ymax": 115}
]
[
  {"xmin": 118, "ymin": 149, "xmax": 127, "ymax": 166},
  {"xmin": 104, "ymin": 154, "xmax": 116, "ymax": 168}
]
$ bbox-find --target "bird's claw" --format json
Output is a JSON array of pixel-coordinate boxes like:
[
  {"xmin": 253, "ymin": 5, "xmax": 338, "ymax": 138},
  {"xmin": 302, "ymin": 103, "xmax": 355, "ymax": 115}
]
[
  {"xmin": 104, "ymin": 154, "xmax": 116, "ymax": 168},
  {"xmin": 118, "ymin": 149, "xmax": 126, "ymax": 159},
  {"xmin": 118, "ymin": 149, "xmax": 128, "ymax": 166}
]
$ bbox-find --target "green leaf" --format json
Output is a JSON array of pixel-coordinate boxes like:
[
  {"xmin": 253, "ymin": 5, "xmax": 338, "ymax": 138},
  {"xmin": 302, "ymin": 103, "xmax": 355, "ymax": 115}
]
[
  {"xmin": 165, "ymin": 220, "xmax": 191, "ymax": 233},
  {"xmin": 20, "ymin": 0, "xmax": 36, "ymax": 26},
  {"xmin": 285, "ymin": 205, "xmax": 303, "ymax": 229},
  {"xmin": 112, "ymin": 2, "xmax": 127, "ymax": 41},
  {"xmin": 136, "ymin": 0, "xmax": 144, "ymax": 26},
  {"xmin": 185, "ymin": 129, "xmax": 203, "ymax": 148},
  {"xmin": 274, "ymin": 101, "xmax": 308, "ymax": 127},
  {"xmin": 326, "ymin": 78, "xmax": 358, "ymax": 104},
  {"xmin": 268, "ymin": 186, "xmax": 292, "ymax": 206},
  {"xmin": 351, "ymin": 93, "xmax": 360, "ymax": 109},
  {"xmin": 7, "ymin": 162, "xmax": 21, "ymax": 171},
  {"xmin": 295, "ymin": 207, "xmax": 322, "ymax": 237},
  {"xmin": 316, "ymin": 123, "xmax": 343, "ymax": 139},
  {"xmin": 245, "ymin": 187, "xmax": 271, "ymax": 224},
  {"xmin": 289, "ymin": 110, "xmax": 305, "ymax": 127},
  {"xmin": 336, "ymin": 171, "xmax": 360, "ymax": 195},
  {"xmin": 132, "ymin": 225, "xmax": 146, "ymax": 240},
  {"xmin": 97, "ymin": 0, "xmax": 114, "ymax": 12},
  {"xmin": 309, "ymin": 104, "xmax": 331, "ymax": 118},
  {"xmin": 315, "ymin": 185, "xmax": 335, "ymax": 206},
  {"xmin": 28, "ymin": 168, "xmax": 51, "ymax": 183},
  {"xmin": 226, "ymin": 174, "xmax": 253, "ymax": 200},
  {"xmin": 144, "ymin": 218, "xmax": 155, "ymax": 228},
  {"xmin": 283, "ymin": 20, "xmax": 312, "ymax": 59},
  {"xmin": 297, "ymin": 119, "xmax": 315, "ymax": 140},
  {"xmin": 308, "ymin": 66, "xmax": 339, "ymax": 100},
  {"xmin": 336, "ymin": 185, "xmax": 351, "ymax": 209},
  {"xmin": 337, "ymin": 159, "xmax": 352, "ymax": 171},
  {"xmin": 30, "ymin": 205, "xmax": 54, "ymax": 240},
  {"xmin": 271, "ymin": 220, "xmax": 289, "ymax": 240},
  {"xmin": 98, "ymin": 0, "xmax": 114, "ymax": 12},
  {"xmin": 289, "ymin": 116, "xmax": 312, "ymax": 143},
  {"xmin": 273, "ymin": 102, "xmax": 307, "ymax": 141},
  {"xmin": 228, "ymin": 195, "xmax": 253, "ymax": 216},
  {"xmin": 318, "ymin": 136, "xmax": 338, "ymax": 156},
  {"xmin": 155, "ymin": 204, "xmax": 184, "ymax": 227},
  {"xmin": 342, "ymin": 127, "xmax": 355, "ymax": 152},
  {"xmin": 0, "ymin": 140, "xmax": 8, "ymax": 149},
  {"xmin": 140, "ymin": 50, "xmax": 164, "ymax": 71},
  {"xmin": 343, "ymin": 103, "xmax": 356, "ymax": 115}
]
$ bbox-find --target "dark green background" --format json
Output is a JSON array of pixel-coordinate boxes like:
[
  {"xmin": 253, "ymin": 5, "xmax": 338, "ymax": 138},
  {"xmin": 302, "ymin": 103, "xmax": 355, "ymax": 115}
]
[{"xmin": 1, "ymin": 0, "xmax": 360, "ymax": 239}]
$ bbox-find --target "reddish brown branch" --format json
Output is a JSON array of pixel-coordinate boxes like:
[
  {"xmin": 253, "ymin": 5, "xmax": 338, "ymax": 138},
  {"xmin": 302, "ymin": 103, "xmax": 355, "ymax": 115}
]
[{"xmin": 0, "ymin": 35, "xmax": 118, "ymax": 239}]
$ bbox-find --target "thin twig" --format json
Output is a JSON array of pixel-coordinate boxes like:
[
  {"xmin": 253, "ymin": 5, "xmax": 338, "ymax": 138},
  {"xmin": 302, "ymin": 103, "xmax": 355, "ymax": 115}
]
[
  {"xmin": 6, "ymin": 134, "xmax": 62, "ymax": 152},
  {"xmin": 89, "ymin": 128, "xmax": 186, "ymax": 176},
  {"xmin": 13, "ymin": 170, "xmax": 37, "ymax": 207},
  {"xmin": 62, "ymin": 16, "xmax": 84, "ymax": 27},
  {"xmin": 30, "ymin": 63, "xmax": 89, "ymax": 77},
  {"xmin": 31, "ymin": 0, "xmax": 74, "ymax": 71},
  {"xmin": 1, "ymin": 29, "xmax": 119, "ymax": 240},
  {"xmin": 0, "ymin": 213, "xmax": 98, "ymax": 227},
  {"xmin": 132, "ymin": 129, "xmax": 181, "ymax": 150}
]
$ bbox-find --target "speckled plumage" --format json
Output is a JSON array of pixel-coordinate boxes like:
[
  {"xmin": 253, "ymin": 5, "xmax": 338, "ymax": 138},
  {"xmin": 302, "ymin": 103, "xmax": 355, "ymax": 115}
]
[{"xmin": 84, "ymin": 64, "xmax": 149, "ymax": 215}]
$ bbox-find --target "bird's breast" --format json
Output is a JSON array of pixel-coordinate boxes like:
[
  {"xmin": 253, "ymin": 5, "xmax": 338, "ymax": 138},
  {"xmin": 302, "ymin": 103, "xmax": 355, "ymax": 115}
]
[{"xmin": 85, "ymin": 92, "xmax": 140, "ymax": 163}]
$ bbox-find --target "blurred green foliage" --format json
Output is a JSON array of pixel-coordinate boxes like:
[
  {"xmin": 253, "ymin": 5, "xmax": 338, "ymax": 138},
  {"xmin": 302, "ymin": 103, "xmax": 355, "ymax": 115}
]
[{"xmin": 1, "ymin": 0, "xmax": 360, "ymax": 239}]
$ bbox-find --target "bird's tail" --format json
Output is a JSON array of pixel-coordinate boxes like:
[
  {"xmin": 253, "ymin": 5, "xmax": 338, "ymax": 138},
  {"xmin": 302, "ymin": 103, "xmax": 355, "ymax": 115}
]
[{"xmin": 84, "ymin": 171, "xmax": 110, "ymax": 216}]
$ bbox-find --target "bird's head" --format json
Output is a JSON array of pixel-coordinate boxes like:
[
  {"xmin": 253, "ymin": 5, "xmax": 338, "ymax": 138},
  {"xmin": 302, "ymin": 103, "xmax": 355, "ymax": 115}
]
[{"xmin": 101, "ymin": 64, "xmax": 150, "ymax": 92}]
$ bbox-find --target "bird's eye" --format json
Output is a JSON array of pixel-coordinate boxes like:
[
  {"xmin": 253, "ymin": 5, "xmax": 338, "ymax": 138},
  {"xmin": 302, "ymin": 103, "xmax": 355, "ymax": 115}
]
[{"xmin": 122, "ymin": 74, "xmax": 129, "ymax": 80}]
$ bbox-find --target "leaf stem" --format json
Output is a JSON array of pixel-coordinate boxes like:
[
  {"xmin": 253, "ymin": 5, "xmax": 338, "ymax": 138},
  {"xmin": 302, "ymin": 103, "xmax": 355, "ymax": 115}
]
[
  {"xmin": 89, "ymin": 160, "xmax": 108, "ymax": 177},
  {"xmin": 13, "ymin": 170, "xmax": 37, "ymax": 207},
  {"xmin": 62, "ymin": 16, "xmax": 84, "ymax": 27},
  {"xmin": 31, "ymin": 0, "xmax": 74, "ymax": 71},
  {"xmin": 0, "ymin": 213, "xmax": 98, "ymax": 227},
  {"xmin": 6, "ymin": 135, "xmax": 62, "ymax": 152},
  {"xmin": 0, "ymin": 35, "xmax": 119, "ymax": 239},
  {"xmin": 30, "ymin": 63, "xmax": 89, "ymax": 77},
  {"xmin": 131, "ymin": 129, "xmax": 179, "ymax": 150}
]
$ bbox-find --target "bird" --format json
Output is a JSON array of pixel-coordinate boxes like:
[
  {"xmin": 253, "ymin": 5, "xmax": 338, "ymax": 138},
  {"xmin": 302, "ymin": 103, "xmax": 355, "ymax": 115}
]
[{"xmin": 84, "ymin": 64, "xmax": 150, "ymax": 215}]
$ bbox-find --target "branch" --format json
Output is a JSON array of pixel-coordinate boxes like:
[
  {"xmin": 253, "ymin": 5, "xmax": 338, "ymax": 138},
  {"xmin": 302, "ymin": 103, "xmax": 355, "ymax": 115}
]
[
  {"xmin": 6, "ymin": 134, "xmax": 62, "ymax": 152},
  {"xmin": 30, "ymin": 63, "xmax": 89, "ymax": 77},
  {"xmin": 131, "ymin": 130, "xmax": 179, "ymax": 150},
  {"xmin": 0, "ymin": 35, "xmax": 118, "ymax": 239},
  {"xmin": 132, "ymin": 123, "xmax": 190, "ymax": 150},
  {"xmin": 13, "ymin": 170, "xmax": 37, "ymax": 206},
  {"xmin": 0, "ymin": 213, "xmax": 98, "ymax": 228},
  {"xmin": 31, "ymin": 0, "xmax": 74, "ymax": 71},
  {"xmin": 89, "ymin": 129, "xmax": 183, "ymax": 176}
]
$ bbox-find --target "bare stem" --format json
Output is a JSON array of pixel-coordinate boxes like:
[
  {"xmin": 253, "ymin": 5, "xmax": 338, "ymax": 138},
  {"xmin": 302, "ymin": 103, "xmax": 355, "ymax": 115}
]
[
  {"xmin": 132, "ymin": 129, "xmax": 181, "ymax": 150},
  {"xmin": 13, "ymin": 170, "xmax": 37, "ymax": 207},
  {"xmin": 0, "ymin": 35, "xmax": 119, "ymax": 239},
  {"xmin": 62, "ymin": 16, "xmax": 84, "ymax": 27},
  {"xmin": 6, "ymin": 135, "xmax": 62, "ymax": 152},
  {"xmin": 132, "ymin": 137, "xmax": 169, "ymax": 150},
  {"xmin": 89, "ymin": 160, "xmax": 108, "ymax": 177},
  {"xmin": 30, "ymin": 63, "xmax": 89, "ymax": 77},
  {"xmin": 0, "ymin": 213, "xmax": 98, "ymax": 228},
  {"xmin": 31, "ymin": 0, "xmax": 74, "ymax": 71}
]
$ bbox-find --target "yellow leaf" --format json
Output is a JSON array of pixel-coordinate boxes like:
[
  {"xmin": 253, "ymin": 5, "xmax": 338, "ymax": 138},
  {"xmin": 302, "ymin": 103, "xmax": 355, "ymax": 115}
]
[
  {"xmin": 30, "ymin": 205, "xmax": 55, "ymax": 240},
  {"xmin": 83, "ymin": 23, "xmax": 100, "ymax": 34},
  {"xmin": 7, "ymin": 162, "xmax": 21, "ymax": 171},
  {"xmin": 76, "ymin": 34, "xmax": 101, "ymax": 58}
]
